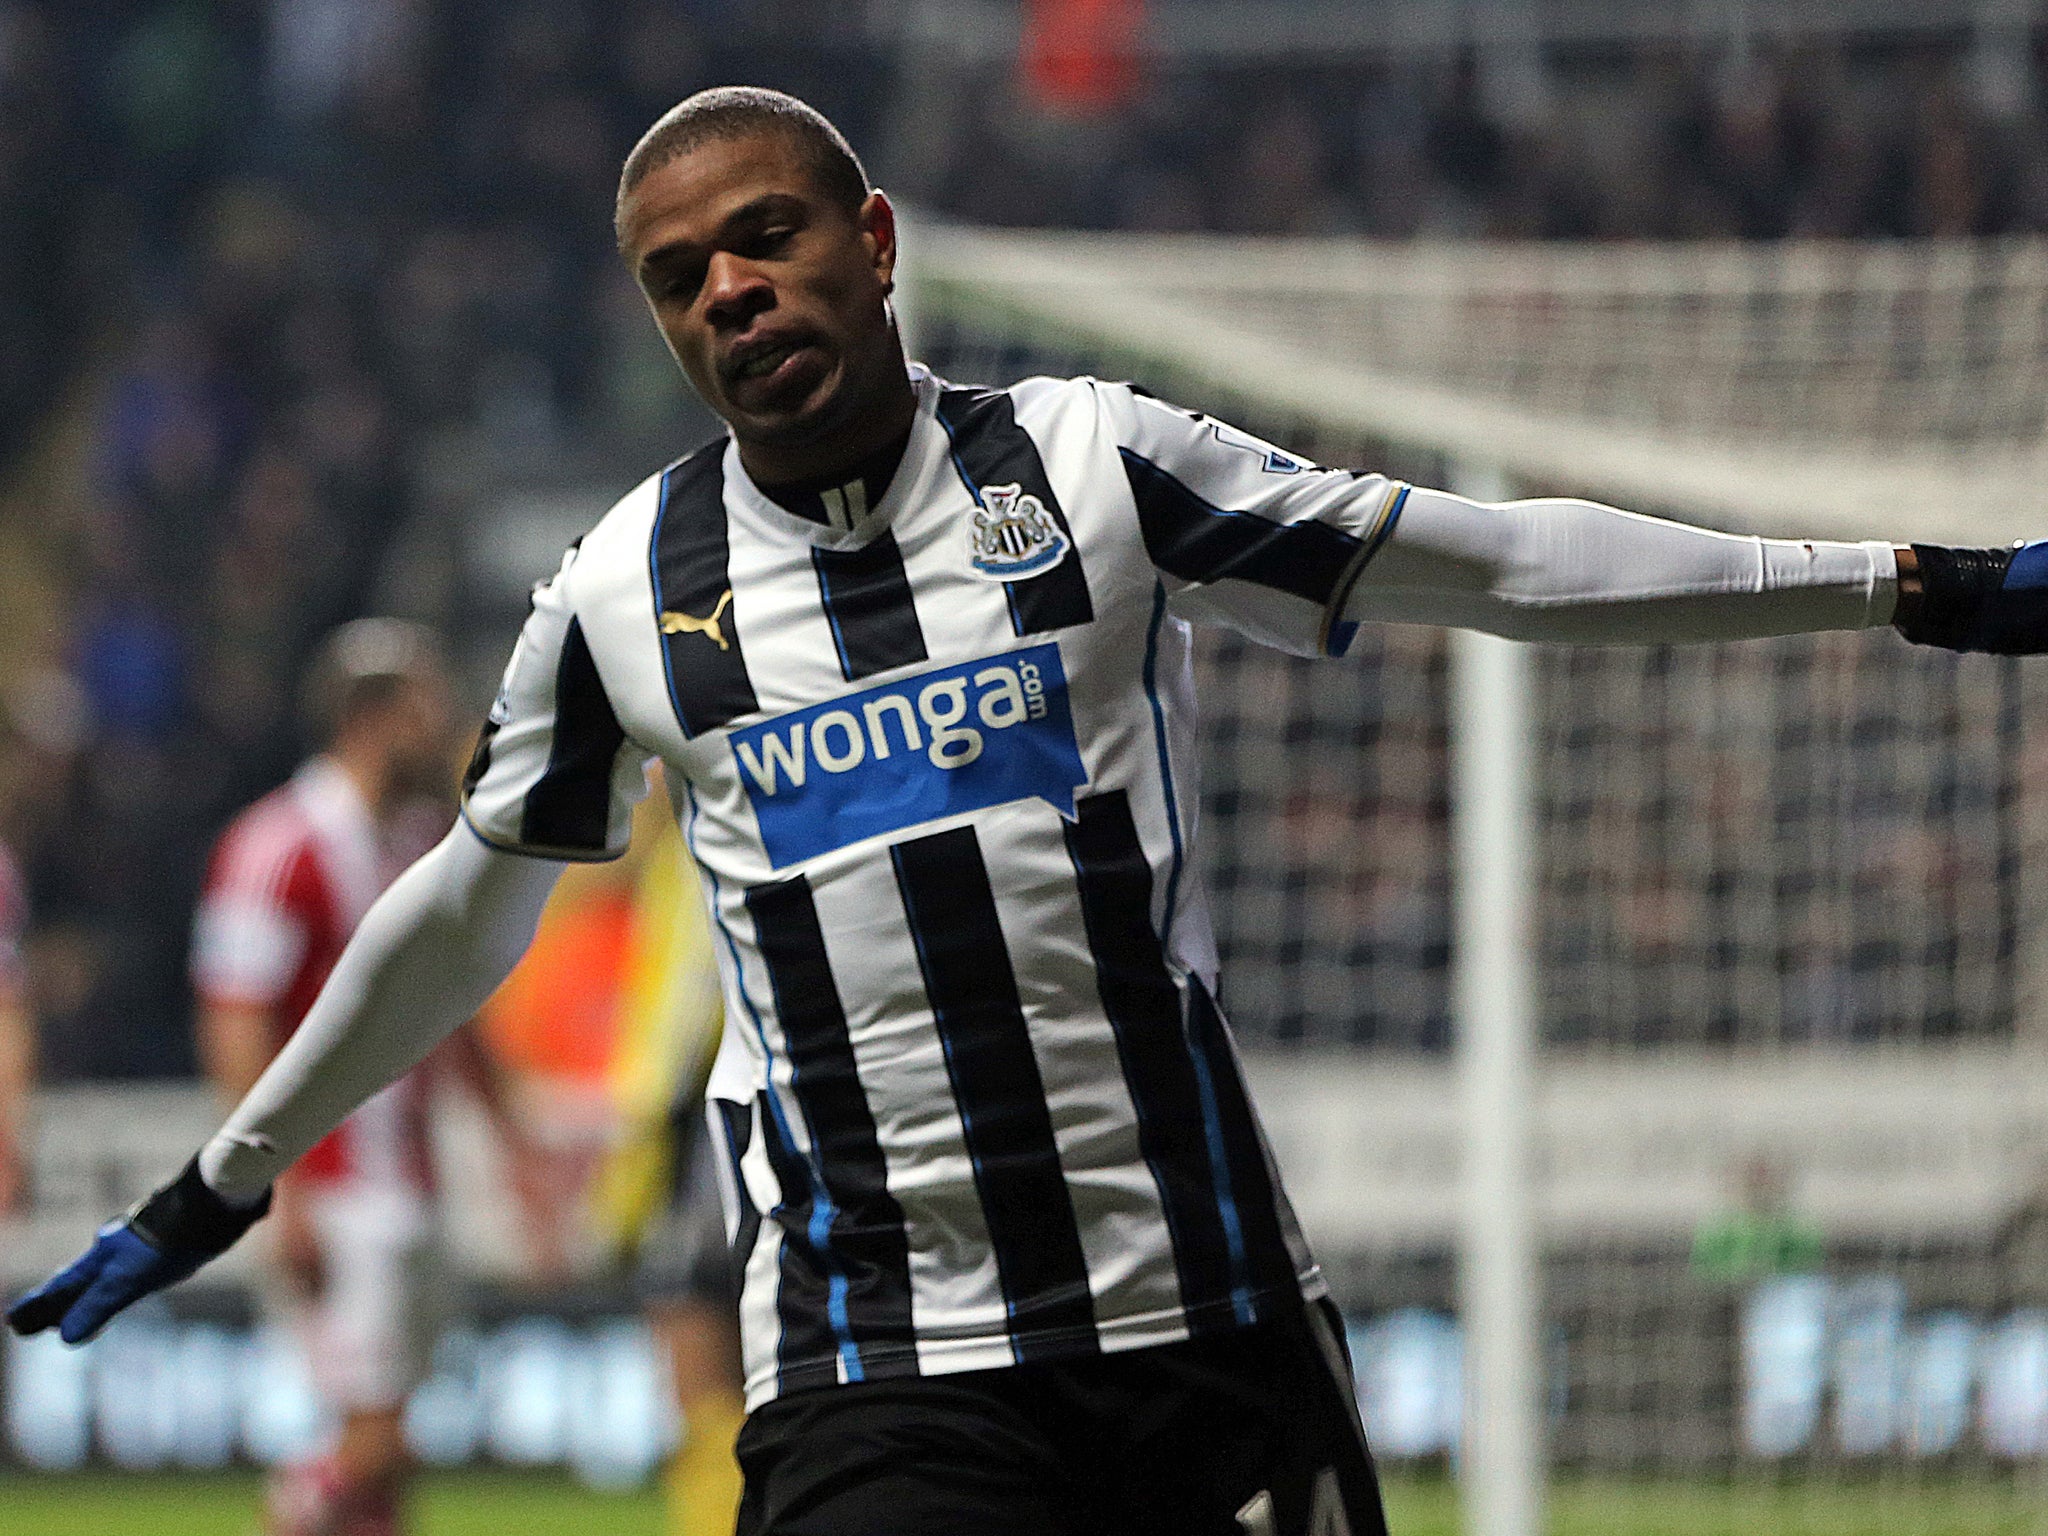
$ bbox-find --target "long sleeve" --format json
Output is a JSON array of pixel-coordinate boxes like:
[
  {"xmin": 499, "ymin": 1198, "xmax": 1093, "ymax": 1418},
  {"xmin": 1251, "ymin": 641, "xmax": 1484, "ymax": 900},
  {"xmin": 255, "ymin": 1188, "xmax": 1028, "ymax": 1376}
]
[
  {"xmin": 197, "ymin": 826, "xmax": 562, "ymax": 1199},
  {"xmin": 1339, "ymin": 484, "xmax": 1898, "ymax": 645}
]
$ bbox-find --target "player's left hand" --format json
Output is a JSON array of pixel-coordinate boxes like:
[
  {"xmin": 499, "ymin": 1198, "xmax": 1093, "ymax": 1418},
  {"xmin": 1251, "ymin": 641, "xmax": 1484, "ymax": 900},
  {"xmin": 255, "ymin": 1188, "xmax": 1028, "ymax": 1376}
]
[
  {"xmin": 5, "ymin": 1157, "xmax": 270, "ymax": 1344},
  {"xmin": 1897, "ymin": 541, "xmax": 2048, "ymax": 653}
]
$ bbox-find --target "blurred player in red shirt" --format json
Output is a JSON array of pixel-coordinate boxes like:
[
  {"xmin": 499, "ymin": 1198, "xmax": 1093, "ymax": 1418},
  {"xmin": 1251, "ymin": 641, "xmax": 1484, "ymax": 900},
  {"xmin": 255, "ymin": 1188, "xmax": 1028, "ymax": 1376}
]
[{"xmin": 193, "ymin": 620, "xmax": 550, "ymax": 1536}]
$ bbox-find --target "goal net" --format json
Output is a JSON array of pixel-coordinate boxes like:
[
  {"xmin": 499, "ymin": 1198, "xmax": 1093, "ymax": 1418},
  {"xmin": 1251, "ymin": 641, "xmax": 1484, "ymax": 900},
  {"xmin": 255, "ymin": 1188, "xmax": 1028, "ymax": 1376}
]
[{"xmin": 899, "ymin": 225, "xmax": 2048, "ymax": 1533}]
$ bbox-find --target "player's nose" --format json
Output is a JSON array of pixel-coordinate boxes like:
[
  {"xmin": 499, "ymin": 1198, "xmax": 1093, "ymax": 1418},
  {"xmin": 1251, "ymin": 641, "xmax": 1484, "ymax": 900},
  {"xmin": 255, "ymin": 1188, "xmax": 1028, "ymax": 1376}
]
[{"xmin": 703, "ymin": 252, "xmax": 773, "ymax": 327}]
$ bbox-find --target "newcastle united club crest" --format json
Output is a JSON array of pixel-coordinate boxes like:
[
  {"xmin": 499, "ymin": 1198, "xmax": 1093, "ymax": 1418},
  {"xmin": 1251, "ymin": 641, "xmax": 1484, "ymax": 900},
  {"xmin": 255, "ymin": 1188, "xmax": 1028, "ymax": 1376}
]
[{"xmin": 968, "ymin": 483, "xmax": 1071, "ymax": 580}]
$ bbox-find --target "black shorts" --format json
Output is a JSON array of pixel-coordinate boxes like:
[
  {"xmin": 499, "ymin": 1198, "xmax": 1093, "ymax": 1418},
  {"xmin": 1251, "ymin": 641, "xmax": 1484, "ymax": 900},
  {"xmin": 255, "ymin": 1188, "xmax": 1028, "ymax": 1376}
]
[{"xmin": 734, "ymin": 1298, "xmax": 1388, "ymax": 1536}]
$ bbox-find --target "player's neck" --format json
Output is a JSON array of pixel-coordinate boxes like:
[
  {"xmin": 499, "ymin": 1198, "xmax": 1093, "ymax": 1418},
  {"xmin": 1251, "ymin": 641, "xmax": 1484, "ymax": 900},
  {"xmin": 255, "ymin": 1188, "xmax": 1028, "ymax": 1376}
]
[{"xmin": 321, "ymin": 742, "xmax": 395, "ymax": 821}]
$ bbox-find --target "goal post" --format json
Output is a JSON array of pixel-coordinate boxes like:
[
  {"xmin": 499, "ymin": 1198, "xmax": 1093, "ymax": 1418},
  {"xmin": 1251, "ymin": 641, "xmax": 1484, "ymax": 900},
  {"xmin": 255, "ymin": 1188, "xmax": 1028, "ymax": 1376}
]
[
  {"xmin": 1451, "ymin": 650, "xmax": 1546, "ymax": 1525},
  {"xmin": 1448, "ymin": 463, "xmax": 1545, "ymax": 1536}
]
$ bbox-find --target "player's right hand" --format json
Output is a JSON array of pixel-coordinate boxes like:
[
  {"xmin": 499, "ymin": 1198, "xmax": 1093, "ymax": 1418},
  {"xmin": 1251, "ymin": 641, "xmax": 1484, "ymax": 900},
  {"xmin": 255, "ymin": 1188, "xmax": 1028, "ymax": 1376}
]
[{"xmin": 5, "ymin": 1156, "xmax": 270, "ymax": 1344}]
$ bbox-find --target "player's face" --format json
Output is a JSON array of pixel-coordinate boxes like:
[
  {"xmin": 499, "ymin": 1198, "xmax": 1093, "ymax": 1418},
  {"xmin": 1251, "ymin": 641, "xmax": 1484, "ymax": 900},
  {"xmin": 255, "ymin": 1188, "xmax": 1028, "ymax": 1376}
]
[{"xmin": 621, "ymin": 133, "xmax": 900, "ymax": 459}]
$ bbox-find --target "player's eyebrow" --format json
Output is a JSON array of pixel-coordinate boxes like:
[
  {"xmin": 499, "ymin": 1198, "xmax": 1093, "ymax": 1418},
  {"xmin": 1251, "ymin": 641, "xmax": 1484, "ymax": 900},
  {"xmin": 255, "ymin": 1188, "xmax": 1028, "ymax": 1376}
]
[{"xmin": 637, "ymin": 193, "xmax": 810, "ymax": 277}]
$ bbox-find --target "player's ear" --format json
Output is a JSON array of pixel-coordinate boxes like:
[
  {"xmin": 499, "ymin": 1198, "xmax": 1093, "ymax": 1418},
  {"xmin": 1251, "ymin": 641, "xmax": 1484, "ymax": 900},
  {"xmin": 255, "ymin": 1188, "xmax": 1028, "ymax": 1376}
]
[{"xmin": 861, "ymin": 189, "xmax": 898, "ymax": 294}]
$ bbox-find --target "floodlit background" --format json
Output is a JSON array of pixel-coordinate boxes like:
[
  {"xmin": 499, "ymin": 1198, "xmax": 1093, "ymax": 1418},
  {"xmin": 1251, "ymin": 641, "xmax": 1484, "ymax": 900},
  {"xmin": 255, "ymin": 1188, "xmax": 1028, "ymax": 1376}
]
[{"xmin": 8, "ymin": 2, "xmax": 2048, "ymax": 1533}]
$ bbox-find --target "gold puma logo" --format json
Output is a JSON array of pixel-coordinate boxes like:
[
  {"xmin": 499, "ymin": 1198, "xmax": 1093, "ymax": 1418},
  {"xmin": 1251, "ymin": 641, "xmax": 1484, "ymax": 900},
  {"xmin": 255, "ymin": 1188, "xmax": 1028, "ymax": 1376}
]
[{"xmin": 659, "ymin": 589, "xmax": 733, "ymax": 651}]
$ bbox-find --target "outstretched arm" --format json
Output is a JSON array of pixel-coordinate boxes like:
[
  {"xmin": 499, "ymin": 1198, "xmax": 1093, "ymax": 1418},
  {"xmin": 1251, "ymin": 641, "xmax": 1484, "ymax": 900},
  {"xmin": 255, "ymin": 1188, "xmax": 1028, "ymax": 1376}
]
[
  {"xmin": 1342, "ymin": 485, "xmax": 2048, "ymax": 653},
  {"xmin": 7, "ymin": 827, "xmax": 562, "ymax": 1341},
  {"xmin": 1101, "ymin": 377, "xmax": 2048, "ymax": 656}
]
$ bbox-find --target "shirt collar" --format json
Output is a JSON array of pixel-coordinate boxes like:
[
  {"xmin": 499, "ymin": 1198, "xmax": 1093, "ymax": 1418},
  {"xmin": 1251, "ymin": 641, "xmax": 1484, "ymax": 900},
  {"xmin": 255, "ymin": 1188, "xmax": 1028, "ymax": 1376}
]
[{"xmin": 751, "ymin": 424, "xmax": 913, "ymax": 532}]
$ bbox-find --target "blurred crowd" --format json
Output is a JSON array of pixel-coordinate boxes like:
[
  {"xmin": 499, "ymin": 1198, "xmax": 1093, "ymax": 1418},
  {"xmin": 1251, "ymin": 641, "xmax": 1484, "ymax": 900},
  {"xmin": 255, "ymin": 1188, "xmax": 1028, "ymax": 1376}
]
[
  {"xmin": 950, "ymin": 38, "xmax": 2048, "ymax": 240},
  {"xmin": 4, "ymin": 3, "xmax": 2048, "ymax": 1079}
]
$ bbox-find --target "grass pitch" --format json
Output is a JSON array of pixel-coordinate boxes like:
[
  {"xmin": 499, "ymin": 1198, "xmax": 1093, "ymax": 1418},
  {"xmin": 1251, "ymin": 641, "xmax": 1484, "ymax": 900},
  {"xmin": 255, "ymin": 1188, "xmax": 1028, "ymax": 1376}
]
[{"xmin": 0, "ymin": 1470, "xmax": 2041, "ymax": 1535}]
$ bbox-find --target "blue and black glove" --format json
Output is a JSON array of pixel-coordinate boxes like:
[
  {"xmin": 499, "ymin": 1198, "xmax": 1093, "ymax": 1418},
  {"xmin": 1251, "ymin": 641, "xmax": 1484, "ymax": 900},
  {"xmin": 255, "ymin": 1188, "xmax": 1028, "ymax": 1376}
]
[
  {"xmin": 1896, "ymin": 541, "xmax": 2048, "ymax": 654},
  {"xmin": 6, "ymin": 1156, "xmax": 270, "ymax": 1344}
]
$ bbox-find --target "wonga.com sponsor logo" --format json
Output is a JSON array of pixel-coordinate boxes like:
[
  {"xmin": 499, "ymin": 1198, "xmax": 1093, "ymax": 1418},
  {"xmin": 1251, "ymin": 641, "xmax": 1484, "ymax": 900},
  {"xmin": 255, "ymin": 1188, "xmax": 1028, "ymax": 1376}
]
[{"xmin": 729, "ymin": 643, "xmax": 1087, "ymax": 867}]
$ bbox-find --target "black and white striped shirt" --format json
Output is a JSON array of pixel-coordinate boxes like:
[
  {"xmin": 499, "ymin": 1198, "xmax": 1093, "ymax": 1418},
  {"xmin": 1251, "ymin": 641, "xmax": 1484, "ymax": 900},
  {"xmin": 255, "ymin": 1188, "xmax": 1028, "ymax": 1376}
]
[{"xmin": 461, "ymin": 366, "xmax": 1406, "ymax": 1406}]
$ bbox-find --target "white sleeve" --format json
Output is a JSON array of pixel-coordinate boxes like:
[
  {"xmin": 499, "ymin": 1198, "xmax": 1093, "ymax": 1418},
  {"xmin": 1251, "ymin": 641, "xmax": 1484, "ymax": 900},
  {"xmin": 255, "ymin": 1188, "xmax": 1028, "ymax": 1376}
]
[
  {"xmin": 1340, "ymin": 484, "xmax": 1899, "ymax": 645},
  {"xmin": 1097, "ymin": 381, "xmax": 1405, "ymax": 657},
  {"xmin": 197, "ymin": 826, "xmax": 561, "ymax": 1199},
  {"xmin": 461, "ymin": 544, "xmax": 654, "ymax": 861}
]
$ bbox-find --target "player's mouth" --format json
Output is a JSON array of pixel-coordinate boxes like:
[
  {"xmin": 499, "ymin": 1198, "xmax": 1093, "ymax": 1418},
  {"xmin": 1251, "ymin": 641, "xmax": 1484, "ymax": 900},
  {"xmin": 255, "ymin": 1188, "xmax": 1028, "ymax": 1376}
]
[{"xmin": 722, "ymin": 332, "xmax": 828, "ymax": 403}]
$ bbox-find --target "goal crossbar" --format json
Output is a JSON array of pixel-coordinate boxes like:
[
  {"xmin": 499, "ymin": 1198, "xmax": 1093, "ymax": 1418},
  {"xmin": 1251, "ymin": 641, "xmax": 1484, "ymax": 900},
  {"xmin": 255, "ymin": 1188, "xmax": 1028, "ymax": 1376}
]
[{"xmin": 904, "ymin": 225, "xmax": 2048, "ymax": 542}]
